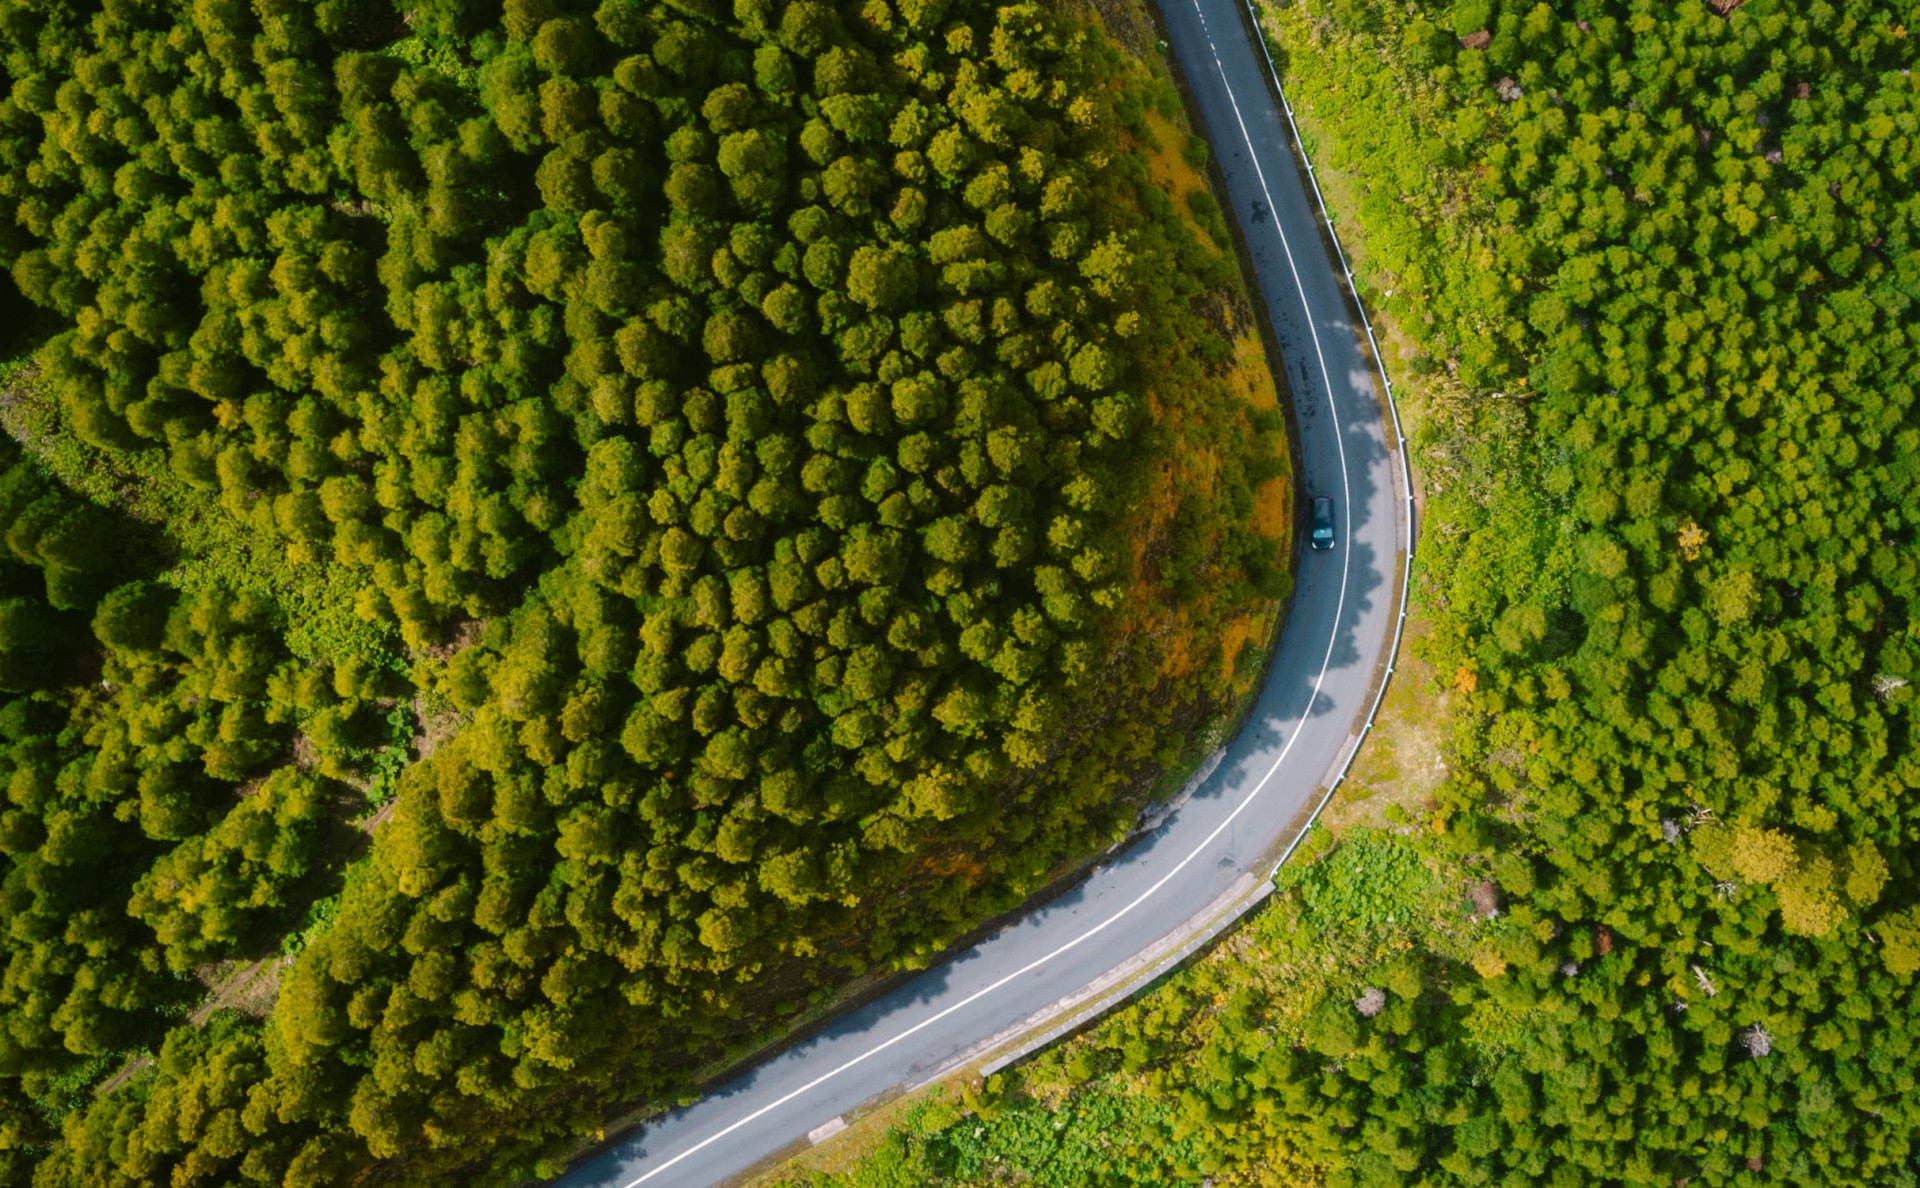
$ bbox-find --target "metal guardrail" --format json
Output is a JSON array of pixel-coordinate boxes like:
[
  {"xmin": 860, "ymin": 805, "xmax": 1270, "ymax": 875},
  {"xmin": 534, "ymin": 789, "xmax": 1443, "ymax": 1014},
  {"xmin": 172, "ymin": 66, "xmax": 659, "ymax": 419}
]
[
  {"xmin": 920, "ymin": 1, "xmax": 1426, "ymax": 1091},
  {"xmin": 785, "ymin": 6, "xmax": 1427, "ymax": 1107},
  {"xmin": 1239, "ymin": 0, "xmax": 1421, "ymax": 883},
  {"xmin": 976, "ymin": 872, "xmax": 1273, "ymax": 1079}
]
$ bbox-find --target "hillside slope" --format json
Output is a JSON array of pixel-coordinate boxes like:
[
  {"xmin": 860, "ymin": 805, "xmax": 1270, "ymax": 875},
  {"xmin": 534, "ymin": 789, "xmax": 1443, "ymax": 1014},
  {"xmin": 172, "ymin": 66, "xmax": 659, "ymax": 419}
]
[{"xmin": 0, "ymin": 0, "xmax": 1292, "ymax": 1182}]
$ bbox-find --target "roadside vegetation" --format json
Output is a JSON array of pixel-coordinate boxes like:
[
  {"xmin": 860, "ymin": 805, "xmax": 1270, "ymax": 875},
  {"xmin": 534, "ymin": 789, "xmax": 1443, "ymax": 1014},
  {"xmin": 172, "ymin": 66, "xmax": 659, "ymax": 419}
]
[
  {"xmin": 782, "ymin": 0, "xmax": 1920, "ymax": 1183},
  {"xmin": 0, "ymin": 0, "xmax": 1289, "ymax": 1182},
  {"xmin": 767, "ymin": 825, "xmax": 1492, "ymax": 1188}
]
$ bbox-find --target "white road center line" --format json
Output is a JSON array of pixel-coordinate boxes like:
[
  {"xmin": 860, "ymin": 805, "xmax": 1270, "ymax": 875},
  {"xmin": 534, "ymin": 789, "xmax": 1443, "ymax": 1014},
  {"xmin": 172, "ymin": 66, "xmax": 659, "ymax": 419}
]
[{"xmin": 615, "ymin": 5, "xmax": 1358, "ymax": 1180}]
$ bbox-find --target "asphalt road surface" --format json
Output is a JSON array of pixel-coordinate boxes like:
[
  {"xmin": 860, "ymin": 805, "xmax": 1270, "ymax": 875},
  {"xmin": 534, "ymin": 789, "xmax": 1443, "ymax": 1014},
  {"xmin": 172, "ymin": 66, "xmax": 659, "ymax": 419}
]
[{"xmin": 554, "ymin": 0, "xmax": 1408, "ymax": 1182}]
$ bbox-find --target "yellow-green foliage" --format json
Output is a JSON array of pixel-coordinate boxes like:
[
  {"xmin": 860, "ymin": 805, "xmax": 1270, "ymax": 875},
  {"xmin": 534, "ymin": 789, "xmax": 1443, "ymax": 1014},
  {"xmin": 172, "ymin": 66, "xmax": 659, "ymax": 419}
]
[
  {"xmin": 1693, "ymin": 825, "xmax": 1889, "ymax": 938},
  {"xmin": 1224, "ymin": 0, "xmax": 1920, "ymax": 1180},
  {"xmin": 812, "ymin": 0, "xmax": 1920, "ymax": 1183},
  {"xmin": 1882, "ymin": 908, "xmax": 1920, "ymax": 979},
  {"xmin": 1727, "ymin": 824, "xmax": 1798, "ymax": 887},
  {"xmin": 0, "ymin": 0, "xmax": 1287, "ymax": 1182},
  {"xmin": 1844, "ymin": 839, "xmax": 1889, "ymax": 908}
]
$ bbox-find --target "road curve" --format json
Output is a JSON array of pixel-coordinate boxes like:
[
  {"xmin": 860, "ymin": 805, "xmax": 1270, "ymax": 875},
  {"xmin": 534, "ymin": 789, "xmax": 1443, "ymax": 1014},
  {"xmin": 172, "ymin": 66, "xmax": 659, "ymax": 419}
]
[{"xmin": 554, "ymin": 0, "xmax": 1409, "ymax": 1183}]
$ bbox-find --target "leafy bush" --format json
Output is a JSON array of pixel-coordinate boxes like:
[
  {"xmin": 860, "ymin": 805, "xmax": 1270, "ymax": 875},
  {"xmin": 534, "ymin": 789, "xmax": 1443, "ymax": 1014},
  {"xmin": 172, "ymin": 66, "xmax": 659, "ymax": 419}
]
[
  {"xmin": 0, "ymin": 0, "xmax": 1290, "ymax": 1181},
  {"xmin": 799, "ymin": 0, "xmax": 1920, "ymax": 1182},
  {"xmin": 1286, "ymin": 829, "xmax": 1433, "ymax": 933}
]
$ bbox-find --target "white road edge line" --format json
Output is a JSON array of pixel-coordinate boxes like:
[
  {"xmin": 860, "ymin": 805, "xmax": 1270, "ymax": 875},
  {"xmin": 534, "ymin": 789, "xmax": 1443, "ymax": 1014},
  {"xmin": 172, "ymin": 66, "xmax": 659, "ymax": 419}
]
[
  {"xmin": 615, "ymin": 6, "xmax": 1358, "ymax": 1181},
  {"xmin": 1235, "ymin": 0, "xmax": 1417, "ymax": 880},
  {"xmin": 1189, "ymin": 0, "xmax": 1358, "ymax": 856}
]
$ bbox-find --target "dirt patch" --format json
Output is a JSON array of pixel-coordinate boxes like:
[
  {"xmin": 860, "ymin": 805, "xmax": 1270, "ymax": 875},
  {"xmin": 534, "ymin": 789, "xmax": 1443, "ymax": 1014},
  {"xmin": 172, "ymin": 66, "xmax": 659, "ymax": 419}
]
[
  {"xmin": 189, "ymin": 955, "xmax": 287, "ymax": 1025},
  {"xmin": 1467, "ymin": 880, "xmax": 1499, "ymax": 918},
  {"xmin": 291, "ymin": 732, "xmax": 319, "ymax": 771},
  {"xmin": 191, "ymin": 958, "xmax": 244, "ymax": 997},
  {"xmin": 414, "ymin": 616, "xmax": 484, "ymax": 662},
  {"xmin": 1321, "ymin": 606, "xmax": 1449, "ymax": 833},
  {"xmin": 412, "ymin": 690, "xmax": 464, "ymax": 764},
  {"xmin": 94, "ymin": 1054, "xmax": 152, "ymax": 1099},
  {"xmin": 358, "ymin": 798, "xmax": 400, "ymax": 834}
]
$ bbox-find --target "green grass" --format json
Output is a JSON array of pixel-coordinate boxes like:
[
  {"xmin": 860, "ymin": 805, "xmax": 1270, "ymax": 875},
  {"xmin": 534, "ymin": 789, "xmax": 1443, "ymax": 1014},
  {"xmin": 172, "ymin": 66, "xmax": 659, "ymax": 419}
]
[
  {"xmin": 21, "ymin": 1052, "xmax": 119, "ymax": 1128},
  {"xmin": 774, "ymin": 1084, "xmax": 1212, "ymax": 1188},
  {"xmin": 0, "ymin": 343, "xmax": 399, "ymax": 668},
  {"xmin": 280, "ymin": 893, "xmax": 341, "ymax": 957},
  {"xmin": 780, "ymin": 824, "xmax": 1493, "ymax": 1187},
  {"xmin": 1280, "ymin": 827, "xmax": 1434, "ymax": 933}
]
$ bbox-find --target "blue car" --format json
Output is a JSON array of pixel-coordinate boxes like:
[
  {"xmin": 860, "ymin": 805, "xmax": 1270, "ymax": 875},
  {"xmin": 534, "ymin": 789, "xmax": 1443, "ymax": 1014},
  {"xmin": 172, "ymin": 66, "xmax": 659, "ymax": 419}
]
[{"xmin": 1310, "ymin": 495, "xmax": 1336, "ymax": 550}]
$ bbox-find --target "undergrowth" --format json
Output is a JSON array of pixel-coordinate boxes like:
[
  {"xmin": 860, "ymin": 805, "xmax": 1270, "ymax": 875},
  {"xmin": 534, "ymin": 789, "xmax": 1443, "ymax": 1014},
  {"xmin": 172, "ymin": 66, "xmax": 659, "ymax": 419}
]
[{"xmin": 0, "ymin": 352, "xmax": 399, "ymax": 668}]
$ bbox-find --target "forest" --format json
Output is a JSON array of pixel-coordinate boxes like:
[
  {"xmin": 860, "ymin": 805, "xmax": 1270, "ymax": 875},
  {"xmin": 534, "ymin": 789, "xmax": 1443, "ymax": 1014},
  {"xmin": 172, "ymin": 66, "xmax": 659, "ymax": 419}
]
[
  {"xmin": 0, "ymin": 0, "xmax": 1291, "ymax": 1183},
  {"xmin": 783, "ymin": 0, "xmax": 1920, "ymax": 1184}
]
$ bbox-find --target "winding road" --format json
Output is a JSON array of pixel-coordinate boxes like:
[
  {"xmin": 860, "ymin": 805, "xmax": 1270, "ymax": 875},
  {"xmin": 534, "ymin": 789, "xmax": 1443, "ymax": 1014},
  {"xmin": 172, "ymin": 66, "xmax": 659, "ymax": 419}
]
[{"xmin": 555, "ymin": 0, "xmax": 1411, "ymax": 1183}]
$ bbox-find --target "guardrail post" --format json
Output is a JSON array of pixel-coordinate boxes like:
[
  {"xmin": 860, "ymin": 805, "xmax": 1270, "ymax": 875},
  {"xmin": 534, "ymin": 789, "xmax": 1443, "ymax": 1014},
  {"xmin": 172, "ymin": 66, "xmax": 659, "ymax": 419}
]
[{"xmin": 1236, "ymin": 0, "xmax": 1420, "ymax": 882}]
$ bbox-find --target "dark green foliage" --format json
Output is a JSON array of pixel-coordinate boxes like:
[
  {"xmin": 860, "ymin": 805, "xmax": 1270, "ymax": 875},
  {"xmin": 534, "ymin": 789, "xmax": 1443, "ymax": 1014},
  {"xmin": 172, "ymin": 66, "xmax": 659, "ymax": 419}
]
[
  {"xmin": 127, "ymin": 769, "xmax": 331, "ymax": 971},
  {"xmin": 1089, "ymin": 0, "xmax": 1920, "ymax": 1184},
  {"xmin": 802, "ymin": 0, "xmax": 1920, "ymax": 1184},
  {"xmin": 0, "ymin": 440, "xmax": 388, "ymax": 1179},
  {"xmin": 27, "ymin": 1014, "xmax": 340, "ymax": 1188},
  {"xmin": 0, "ymin": 0, "xmax": 1287, "ymax": 1181},
  {"xmin": 0, "ymin": 558, "xmax": 363, "ymax": 1062}
]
